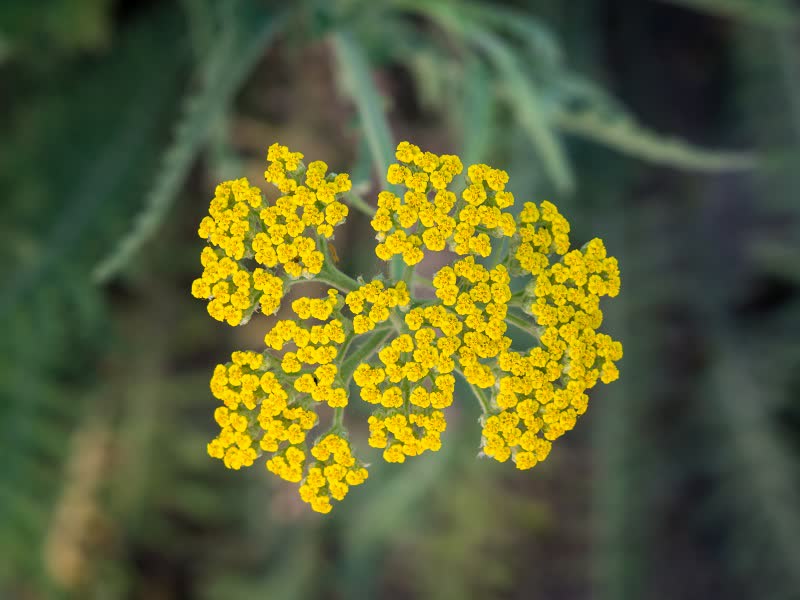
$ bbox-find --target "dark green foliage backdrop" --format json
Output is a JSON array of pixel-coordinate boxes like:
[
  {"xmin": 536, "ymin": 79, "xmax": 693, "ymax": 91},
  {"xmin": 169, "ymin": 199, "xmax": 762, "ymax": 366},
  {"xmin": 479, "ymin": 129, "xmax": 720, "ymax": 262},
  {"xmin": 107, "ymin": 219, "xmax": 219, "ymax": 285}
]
[{"xmin": 1, "ymin": 1, "xmax": 798, "ymax": 598}]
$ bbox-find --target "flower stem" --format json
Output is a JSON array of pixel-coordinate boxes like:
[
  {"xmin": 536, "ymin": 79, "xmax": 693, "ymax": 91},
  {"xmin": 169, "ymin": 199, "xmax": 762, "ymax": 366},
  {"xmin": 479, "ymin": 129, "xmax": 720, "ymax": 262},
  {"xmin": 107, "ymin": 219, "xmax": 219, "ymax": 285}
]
[
  {"xmin": 508, "ymin": 292, "xmax": 526, "ymax": 308},
  {"xmin": 333, "ymin": 406, "xmax": 344, "ymax": 428},
  {"xmin": 390, "ymin": 312, "xmax": 406, "ymax": 333},
  {"xmin": 472, "ymin": 385, "xmax": 491, "ymax": 414},
  {"xmin": 342, "ymin": 188, "xmax": 376, "ymax": 218},
  {"xmin": 454, "ymin": 367, "xmax": 491, "ymax": 414},
  {"xmin": 412, "ymin": 272, "xmax": 434, "ymax": 290},
  {"xmin": 340, "ymin": 327, "xmax": 394, "ymax": 384},
  {"xmin": 505, "ymin": 310, "xmax": 541, "ymax": 339},
  {"xmin": 401, "ymin": 262, "xmax": 414, "ymax": 288},
  {"xmin": 339, "ymin": 329, "xmax": 356, "ymax": 359},
  {"xmin": 317, "ymin": 253, "xmax": 361, "ymax": 293}
]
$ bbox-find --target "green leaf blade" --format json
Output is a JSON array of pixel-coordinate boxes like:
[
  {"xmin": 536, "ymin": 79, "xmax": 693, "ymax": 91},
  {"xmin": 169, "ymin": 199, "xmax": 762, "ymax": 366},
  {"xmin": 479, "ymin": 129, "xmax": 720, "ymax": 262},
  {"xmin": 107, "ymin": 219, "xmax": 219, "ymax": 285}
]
[
  {"xmin": 332, "ymin": 30, "xmax": 402, "ymax": 278},
  {"xmin": 92, "ymin": 7, "xmax": 288, "ymax": 282}
]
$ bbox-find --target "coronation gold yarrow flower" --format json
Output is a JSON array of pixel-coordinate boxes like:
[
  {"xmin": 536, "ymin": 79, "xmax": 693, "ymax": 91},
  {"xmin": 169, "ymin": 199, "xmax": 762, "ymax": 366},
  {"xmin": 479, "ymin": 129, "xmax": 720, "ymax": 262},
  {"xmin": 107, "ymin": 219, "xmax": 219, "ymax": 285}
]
[{"xmin": 193, "ymin": 141, "xmax": 622, "ymax": 512}]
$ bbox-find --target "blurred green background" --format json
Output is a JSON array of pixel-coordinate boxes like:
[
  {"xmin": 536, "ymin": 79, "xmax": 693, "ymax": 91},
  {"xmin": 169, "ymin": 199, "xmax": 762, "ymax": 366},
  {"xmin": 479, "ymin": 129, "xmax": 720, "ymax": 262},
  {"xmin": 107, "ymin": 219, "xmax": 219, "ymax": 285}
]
[{"xmin": 2, "ymin": 0, "xmax": 799, "ymax": 598}]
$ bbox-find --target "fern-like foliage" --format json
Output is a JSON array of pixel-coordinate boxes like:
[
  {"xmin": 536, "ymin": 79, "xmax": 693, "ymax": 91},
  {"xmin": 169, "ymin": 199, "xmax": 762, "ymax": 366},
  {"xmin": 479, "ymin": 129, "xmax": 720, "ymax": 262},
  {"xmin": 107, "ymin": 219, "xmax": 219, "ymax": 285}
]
[
  {"xmin": 549, "ymin": 74, "xmax": 756, "ymax": 171},
  {"xmin": 0, "ymin": 7, "xmax": 188, "ymax": 592},
  {"xmin": 92, "ymin": 3, "xmax": 287, "ymax": 282},
  {"xmin": 346, "ymin": 0, "xmax": 757, "ymax": 194}
]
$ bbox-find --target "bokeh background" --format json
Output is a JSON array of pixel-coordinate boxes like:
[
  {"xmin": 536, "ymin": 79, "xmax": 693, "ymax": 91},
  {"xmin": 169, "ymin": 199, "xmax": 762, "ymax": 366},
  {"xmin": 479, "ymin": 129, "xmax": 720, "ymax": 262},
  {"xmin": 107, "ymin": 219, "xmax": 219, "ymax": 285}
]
[{"xmin": 2, "ymin": 0, "xmax": 800, "ymax": 598}]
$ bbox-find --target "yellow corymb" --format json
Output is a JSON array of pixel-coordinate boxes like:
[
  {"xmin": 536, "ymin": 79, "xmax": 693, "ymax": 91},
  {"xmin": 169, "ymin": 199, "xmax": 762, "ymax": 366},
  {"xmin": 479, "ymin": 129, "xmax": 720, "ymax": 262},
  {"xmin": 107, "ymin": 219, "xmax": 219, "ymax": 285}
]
[{"xmin": 194, "ymin": 140, "xmax": 622, "ymax": 512}]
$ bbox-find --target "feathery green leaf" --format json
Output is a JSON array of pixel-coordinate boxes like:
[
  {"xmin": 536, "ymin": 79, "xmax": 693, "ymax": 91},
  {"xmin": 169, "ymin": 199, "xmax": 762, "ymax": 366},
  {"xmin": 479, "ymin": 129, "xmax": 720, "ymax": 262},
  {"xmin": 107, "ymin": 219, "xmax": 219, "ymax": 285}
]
[
  {"xmin": 332, "ymin": 29, "xmax": 401, "ymax": 278},
  {"xmin": 92, "ymin": 6, "xmax": 287, "ymax": 282}
]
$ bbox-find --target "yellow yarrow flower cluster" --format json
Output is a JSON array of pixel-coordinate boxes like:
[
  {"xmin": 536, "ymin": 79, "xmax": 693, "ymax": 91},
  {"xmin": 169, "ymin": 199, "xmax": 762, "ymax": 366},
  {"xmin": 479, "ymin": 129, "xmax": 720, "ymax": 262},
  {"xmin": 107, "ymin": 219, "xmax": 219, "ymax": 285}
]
[
  {"xmin": 512, "ymin": 200, "xmax": 571, "ymax": 273},
  {"xmin": 430, "ymin": 257, "xmax": 513, "ymax": 389},
  {"xmin": 192, "ymin": 144, "xmax": 352, "ymax": 325},
  {"xmin": 372, "ymin": 142, "xmax": 517, "ymax": 264},
  {"xmin": 192, "ymin": 180, "xmax": 287, "ymax": 325},
  {"xmin": 352, "ymin": 256, "xmax": 514, "ymax": 465},
  {"xmin": 258, "ymin": 144, "xmax": 351, "ymax": 278},
  {"xmin": 452, "ymin": 163, "xmax": 517, "ymax": 257},
  {"xmin": 191, "ymin": 246, "xmax": 284, "ymax": 325},
  {"xmin": 195, "ymin": 141, "xmax": 622, "ymax": 514},
  {"xmin": 206, "ymin": 350, "xmax": 317, "ymax": 473},
  {"xmin": 263, "ymin": 290, "xmax": 349, "ymax": 409},
  {"xmin": 299, "ymin": 434, "xmax": 368, "ymax": 513},
  {"xmin": 345, "ymin": 280, "xmax": 410, "ymax": 334},
  {"xmin": 198, "ymin": 178, "xmax": 263, "ymax": 260},
  {"xmin": 373, "ymin": 141, "xmax": 463, "ymax": 264},
  {"xmin": 478, "ymin": 203, "xmax": 622, "ymax": 469},
  {"xmin": 353, "ymin": 309, "xmax": 461, "ymax": 463},
  {"xmin": 354, "ymin": 332, "xmax": 458, "ymax": 405},
  {"xmin": 204, "ymin": 299, "xmax": 366, "ymax": 509},
  {"xmin": 367, "ymin": 409, "xmax": 447, "ymax": 463}
]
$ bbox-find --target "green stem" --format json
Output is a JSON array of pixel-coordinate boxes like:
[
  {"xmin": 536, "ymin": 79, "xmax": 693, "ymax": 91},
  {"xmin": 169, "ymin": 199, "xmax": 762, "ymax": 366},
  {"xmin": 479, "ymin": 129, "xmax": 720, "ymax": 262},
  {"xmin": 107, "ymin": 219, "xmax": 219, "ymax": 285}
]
[
  {"xmin": 339, "ymin": 329, "xmax": 356, "ymax": 359},
  {"xmin": 390, "ymin": 257, "xmax": 405, "ymax": 283},
  {"xmin": 488, "ymin": 237, "xmax": 509, "ymax": 268},
  {"xmin": 283, "ymin": 278, "xmax": 304, "ymax": 290},
  {"xmin": 473, "ymin": 385, "xmax": 491, "ymax": 414},
  {"xmin": 342, "ymin": 188, "xmax": 376, "ymax": 218},
  {"xmin": 508, "ymin": 292, "xmax": 526, "ymax": 308},
  {"xmin": 317, "ymin": 262, "xmax": 361, "ymax": 293},
  {"xmin": 400, "ymin": 261, "xmax": 414, "ymax": 288},
  {"xmin": 340, "ymin": 327, "xmax": 394, "ymax": 384},
  {"xmin": 389, "ymin": 312, "xmax": 406, "ymax": 333},
  {"xmin": 505, "ymin": 310, "xmax": 541, "ymax": 339},
  {"xmin": 333, "ymin": 406, "xmax": 344, "ymax": 428},
  {"xmin": 412, "ymin": 272, "xmax": 434, "ymax": 290},
  {"xmin": 454, "ymin": 366, "xmax": 491, "ymax": 413},
  {"xmin": 401, "ymin": 377, "xmax": 411, "ymax": 413}
]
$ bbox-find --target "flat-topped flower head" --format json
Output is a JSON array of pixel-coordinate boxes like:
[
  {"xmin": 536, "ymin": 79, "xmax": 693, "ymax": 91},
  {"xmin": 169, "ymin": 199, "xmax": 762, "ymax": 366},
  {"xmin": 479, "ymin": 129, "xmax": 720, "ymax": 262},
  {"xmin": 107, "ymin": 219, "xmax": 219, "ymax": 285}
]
[
  {"xmin": 191, "ymin": 145, "xmax": 353, "ymax": 325},
  {"xmin": 345, "ymin": 279, "xmax": 410, "ymax": 334},
  {"xmin": 478, "ymin": 202, "xmax": 623, "ymax": 469},
  {"xmin": 263, "ymin": 289, "xmax": 349, "ymax": 409},
  {"xmin": 206, "ymin": 350, "xmax": 317, "ymax": 474},
  {"xmin": 373, "ymin": 143, "xmax": 518, "ymax": 266},
  {"xmin": 194, "ymin": 141, "xmax": 622, "ymax": 513},
  {"xmin": 259, "ymin": 143, "xmax": 352, "ymax": 278},
  {"xmin": 299, "ymin": 434, "xmax": 368, "ymax": 513}
]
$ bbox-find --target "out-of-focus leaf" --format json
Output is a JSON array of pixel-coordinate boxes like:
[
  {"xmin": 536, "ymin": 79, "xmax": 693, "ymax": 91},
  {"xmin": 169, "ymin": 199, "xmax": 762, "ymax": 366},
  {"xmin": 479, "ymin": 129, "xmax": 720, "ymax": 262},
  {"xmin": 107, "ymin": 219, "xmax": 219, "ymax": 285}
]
[
  {"xmin": 332, "ymin": 30, "xmax": 396, "ymax": 183},
  {"xmin": 550, "ymin": 73, "xmax": 756, "ymax": 171},
  {"xmin": 395, "ymin": 1, "xmax": 574, "ymax": 192},
  {"xmin": 471, "ymin": 28, "xmax": 574, "ymax": 192},
  {"xmin": 204, "ymin": 536, "xmax": 319, "ymax": 600},
  {"xmin": 0, "ymin": 8, "xmax": 189, "ymax": 590},
  {"xmin": 93, "ymin": 5, "xmax": 287, "ymax": 282},
  {"xmin": 751, "ymin": 238, "xmax": 800, "ymax": 281},
  {"xmin": 460, "ymin": 0, "xmax": 563, "ymax": 67},
  {"xmin": 460, "ymin": 59, "xmax": 493, "ymax": 166},
  {"xmin": 179, "ymin": 0, "xmax": 219, "ymax": 59},
  {"xmin": 0, "ymin": 0, "xmax": 114, "ymax": 57},
  {"xmin": 332, "ymin": 29, "xmax": 402, "ymax": 278},
  {"xmin": 345, "ymin": 446, "xmax": 451, "ymax": 550}
]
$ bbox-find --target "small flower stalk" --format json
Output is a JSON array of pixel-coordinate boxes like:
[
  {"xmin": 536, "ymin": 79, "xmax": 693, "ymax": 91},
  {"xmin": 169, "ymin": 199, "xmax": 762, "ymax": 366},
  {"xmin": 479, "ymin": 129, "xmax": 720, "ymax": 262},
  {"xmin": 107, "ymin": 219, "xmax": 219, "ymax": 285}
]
[{"xmin": 192, "ymin": 141, "xmax": 622, "ymax": 513}]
